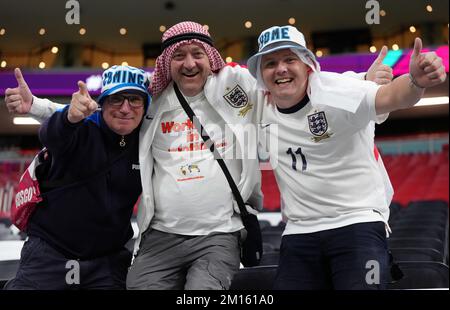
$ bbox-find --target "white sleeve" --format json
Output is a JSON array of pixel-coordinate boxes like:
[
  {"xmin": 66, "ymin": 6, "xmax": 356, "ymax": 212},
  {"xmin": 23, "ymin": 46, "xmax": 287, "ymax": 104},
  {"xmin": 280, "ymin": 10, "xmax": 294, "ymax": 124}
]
[
  {"xmin": 344, "ymin": 82, "xmax": 388, "ymax": 129},
  {"xmin": 342, "ymin": 71, "xmax": 366, "ymax": 80},
  {"xmin": 29, "ymin": 96, "xmax": 65, "ymax": 124}
]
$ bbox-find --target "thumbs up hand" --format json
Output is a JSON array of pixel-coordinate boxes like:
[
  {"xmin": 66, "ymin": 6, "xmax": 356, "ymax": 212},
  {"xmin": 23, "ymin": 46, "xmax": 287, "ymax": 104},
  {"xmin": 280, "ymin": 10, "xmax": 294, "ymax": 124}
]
[
  {"xmin": 366, "ymin": 46, "xmax": 394, "ymax": 85},
  {"xmin": 67, "ymin": 81, "xmax": 98, "ymax": 123},
  {"xmin": 4, "ymin": 68, "xmax": 33, "ymax": 114},
  {"xmin": 409, "ymin": 38, "xmax": 446, "ymax": 89}
]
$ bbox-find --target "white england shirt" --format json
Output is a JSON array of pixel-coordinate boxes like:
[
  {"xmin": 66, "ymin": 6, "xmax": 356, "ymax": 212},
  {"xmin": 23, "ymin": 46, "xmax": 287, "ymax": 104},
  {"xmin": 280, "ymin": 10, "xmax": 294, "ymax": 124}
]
[
  {"xmin": 151, "ymin": 91, "xmax": 243, "ymax": 235},
  {"xmin": 261, "ymin": 82, "xmax": 393, "ymax": 235}
]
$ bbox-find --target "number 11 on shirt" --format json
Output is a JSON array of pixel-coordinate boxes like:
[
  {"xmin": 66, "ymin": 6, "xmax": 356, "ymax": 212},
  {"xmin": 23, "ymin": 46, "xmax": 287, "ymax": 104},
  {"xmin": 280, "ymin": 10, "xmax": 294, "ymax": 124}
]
[{"xmin": 287, "ymin": 147, "xmax": 307, "ymax": 171}]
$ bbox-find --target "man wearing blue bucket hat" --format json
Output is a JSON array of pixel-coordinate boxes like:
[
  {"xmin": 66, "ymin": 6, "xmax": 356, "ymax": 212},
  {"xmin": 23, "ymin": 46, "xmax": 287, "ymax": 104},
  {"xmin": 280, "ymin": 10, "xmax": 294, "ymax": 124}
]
[
  {"xmin": 248, "ymin": 26, "xmax": 446, "ymax": 290},
  {"xmin": 5, "ymin": 65, "xmax": 150, "ymax": 289}
]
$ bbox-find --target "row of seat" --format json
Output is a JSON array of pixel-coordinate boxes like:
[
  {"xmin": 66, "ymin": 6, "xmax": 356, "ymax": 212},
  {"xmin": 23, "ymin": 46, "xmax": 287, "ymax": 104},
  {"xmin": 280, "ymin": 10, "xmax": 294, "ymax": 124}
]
[
  {"xmin": 230, "ymin": 262, "xmax": 449, "ymax": 290},
  {"xmin": 249, "ymin": 200, "xmax": 449, "ymax": 289}
]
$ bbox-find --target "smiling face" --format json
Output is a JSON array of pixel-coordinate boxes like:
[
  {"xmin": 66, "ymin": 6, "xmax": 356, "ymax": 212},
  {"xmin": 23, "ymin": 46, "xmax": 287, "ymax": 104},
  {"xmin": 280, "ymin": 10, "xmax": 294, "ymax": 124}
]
[
  {"xmin": 170, "ymin": 43, "xmax": 212, "ymax": 97},
  {"xmin": 261, "ymin": 49, "xmax": 310, "ymax": 109},
  {"xmin": 102, "ymin": 91, "xmax": 145, "ymax": 136}
]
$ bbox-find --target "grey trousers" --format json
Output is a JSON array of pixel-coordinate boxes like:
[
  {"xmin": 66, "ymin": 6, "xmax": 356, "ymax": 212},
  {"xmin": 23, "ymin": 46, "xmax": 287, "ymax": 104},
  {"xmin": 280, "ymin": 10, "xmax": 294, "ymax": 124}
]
[{"xmin": 126, "ymin": 229, "xmax": 241, "ymax": 290}]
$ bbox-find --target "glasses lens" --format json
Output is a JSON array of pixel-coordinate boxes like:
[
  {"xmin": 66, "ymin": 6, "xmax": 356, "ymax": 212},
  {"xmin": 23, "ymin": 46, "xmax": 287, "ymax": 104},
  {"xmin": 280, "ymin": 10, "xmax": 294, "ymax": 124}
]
[
  {"xmin": 127, "ymin": 96, "xmax": 144, "ymax": 107},
  {"xmin": 108, "ymin": 95, "xmax": 144, "ymax": 107}
]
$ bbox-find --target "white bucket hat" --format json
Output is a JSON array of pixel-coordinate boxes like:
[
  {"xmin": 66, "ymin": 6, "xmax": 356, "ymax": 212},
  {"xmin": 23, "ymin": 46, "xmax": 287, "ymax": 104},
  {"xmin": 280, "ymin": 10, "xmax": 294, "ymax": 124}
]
[
  {"xmin": 248, "ymin": 25, "xmax": 376, "ymax": 114},
  {"xmin": 247, "ymin": 25, "xmax": 318, "ymax": 78}
]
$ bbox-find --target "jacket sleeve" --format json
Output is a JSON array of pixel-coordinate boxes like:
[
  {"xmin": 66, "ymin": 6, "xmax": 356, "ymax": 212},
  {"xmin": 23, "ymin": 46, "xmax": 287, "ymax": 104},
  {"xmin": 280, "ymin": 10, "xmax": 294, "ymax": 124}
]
[
  {"xmin": 29, "ymin": 96, "xmax": 66, "ymax": 124},
  {"xmin": 39, "ymin": 105, "xmax": 83, "ymax": 155}
]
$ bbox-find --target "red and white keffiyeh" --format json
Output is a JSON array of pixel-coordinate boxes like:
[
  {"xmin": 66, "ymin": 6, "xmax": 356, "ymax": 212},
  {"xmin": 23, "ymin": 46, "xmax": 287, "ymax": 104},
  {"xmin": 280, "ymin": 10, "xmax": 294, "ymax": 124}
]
[{"xmin": 150, "ymin": 21, "xmax": 225, "ymax": 97}]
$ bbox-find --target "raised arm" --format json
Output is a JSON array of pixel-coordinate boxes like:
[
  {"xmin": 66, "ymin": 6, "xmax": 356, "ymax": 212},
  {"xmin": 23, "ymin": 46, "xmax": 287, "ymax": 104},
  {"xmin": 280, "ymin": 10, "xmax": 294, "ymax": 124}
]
[
  {"xmin": 375, "ymin": 38, "xmax": 446, "ymax": 115},
  {"xmin": 5, "ymin": 68, "xmax": 65, "ymax": 123}
]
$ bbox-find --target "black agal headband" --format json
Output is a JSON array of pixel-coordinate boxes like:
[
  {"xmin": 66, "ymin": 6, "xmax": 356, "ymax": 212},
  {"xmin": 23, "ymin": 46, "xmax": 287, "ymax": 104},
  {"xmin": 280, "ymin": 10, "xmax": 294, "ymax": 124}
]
[{"xmin": 161, "ymin": 32, "xmax": 214, "ymax": 51}]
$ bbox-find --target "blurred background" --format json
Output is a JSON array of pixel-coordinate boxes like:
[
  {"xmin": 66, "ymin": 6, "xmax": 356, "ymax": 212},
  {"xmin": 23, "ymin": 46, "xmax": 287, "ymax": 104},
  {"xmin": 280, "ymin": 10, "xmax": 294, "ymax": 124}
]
[{"xmin": 0, "ymin": 0, "xmax": 449, "ymax": 289}]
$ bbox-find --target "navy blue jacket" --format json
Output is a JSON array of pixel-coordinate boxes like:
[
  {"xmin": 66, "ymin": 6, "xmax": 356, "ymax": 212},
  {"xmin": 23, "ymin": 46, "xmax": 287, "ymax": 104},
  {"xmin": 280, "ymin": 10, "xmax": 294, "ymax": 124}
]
[{"xmin": 29, "ymin": 106, "xmax": 142, "ymax": 259}]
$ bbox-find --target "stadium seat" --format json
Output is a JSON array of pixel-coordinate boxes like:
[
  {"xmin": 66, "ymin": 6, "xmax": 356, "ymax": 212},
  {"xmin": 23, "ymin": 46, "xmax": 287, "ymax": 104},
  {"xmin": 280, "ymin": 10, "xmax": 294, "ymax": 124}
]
[
  {"xmin": 0, "ymin": 260, "xmax": 20, "ymax": 289},
  {"xmin": 261, "ymin": 231, "xmax": 282, "ymax": 251},
  {"xmin": 230, "ymin": 265, "xmax": 277, "ymax": 290},
  {"xmin": 389, "ymin": 247, "xmax": 444, "ymax": 263},
  {"xmin": 388, "ymin": 237, "xmax": 446, "ymax": 258},
  {"xmin": 390, "ymin": 219, "xmax": 447, "ymax": 229},
  {"xmin": 259, "ymin": 252, "xmax": 280, "ymax": 266},
  {"xmin": 262, "ymin": 242, "xmax": 277, "ymax": 253},
  {"xmin": 388, "ymin": 261, "xmax": 449, "ymax": 289},
  {"xmin": 391, "ymin": 226, "xmax": 447, "ymax": 242},
  {"xmin": 258, "ymin": 220, "xmax": 272, "ymax": 231},
  {"xmin": 389, "ymin": 202, "xmax": 403, "ymax": 222},
  {"xmin": 405, "ymin": 200, "xmax": 449, "ymax": 216}
]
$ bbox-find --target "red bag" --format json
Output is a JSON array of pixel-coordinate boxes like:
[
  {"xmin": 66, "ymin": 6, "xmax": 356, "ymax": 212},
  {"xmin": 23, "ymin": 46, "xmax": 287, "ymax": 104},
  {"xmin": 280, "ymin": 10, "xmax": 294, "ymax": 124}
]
[{"xmin": 11, "ymin": 149, "xmax": 48, "ymax": 231}]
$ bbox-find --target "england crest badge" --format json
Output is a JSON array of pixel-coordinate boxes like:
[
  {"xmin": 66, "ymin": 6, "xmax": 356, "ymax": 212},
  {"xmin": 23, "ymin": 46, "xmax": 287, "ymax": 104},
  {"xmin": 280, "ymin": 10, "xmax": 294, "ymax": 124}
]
[
  {"xmin": 307, "ymin": 111, "xmax": 333, "ymax": 142},
  {"xmin": 223, "ymin": 85, "xmax": 248, "ymax": 109}
]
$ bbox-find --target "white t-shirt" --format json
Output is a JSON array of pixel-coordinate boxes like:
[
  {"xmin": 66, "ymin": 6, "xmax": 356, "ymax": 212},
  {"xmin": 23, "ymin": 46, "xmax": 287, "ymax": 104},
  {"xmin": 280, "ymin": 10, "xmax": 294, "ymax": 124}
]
[
  {"xmin": 260, "ymin": 82, "xmax": 393, "ymax": 235},
  {"xmin": 151, "ymin": 91, "xmax": 243, "ymax": 235}
]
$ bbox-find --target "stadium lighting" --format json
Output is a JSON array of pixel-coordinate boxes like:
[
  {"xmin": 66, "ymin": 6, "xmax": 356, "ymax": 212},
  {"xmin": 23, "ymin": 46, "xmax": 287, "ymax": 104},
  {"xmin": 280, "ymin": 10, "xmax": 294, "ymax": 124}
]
[
  {"xmin": 415, "ymin": 96, "xmax": 449, "ymax": 107},
  {"xmin": 13, "ymin": 117, "xmax": 40, "ymax": 125}
]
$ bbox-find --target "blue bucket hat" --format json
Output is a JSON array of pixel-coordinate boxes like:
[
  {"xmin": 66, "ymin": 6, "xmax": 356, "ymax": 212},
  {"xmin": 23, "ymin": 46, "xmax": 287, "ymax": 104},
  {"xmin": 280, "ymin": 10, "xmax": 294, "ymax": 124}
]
[{"xmin": 97, "ymin": 65, "xmax": 151, "ymax": 111}]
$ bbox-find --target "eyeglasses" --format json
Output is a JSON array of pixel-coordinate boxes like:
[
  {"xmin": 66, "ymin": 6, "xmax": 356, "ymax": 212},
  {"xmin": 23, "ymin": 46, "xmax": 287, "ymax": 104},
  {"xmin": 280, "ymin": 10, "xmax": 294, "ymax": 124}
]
[{"xmin": 106, "ymin": 94, "xmax": 144, "ymax": 108}]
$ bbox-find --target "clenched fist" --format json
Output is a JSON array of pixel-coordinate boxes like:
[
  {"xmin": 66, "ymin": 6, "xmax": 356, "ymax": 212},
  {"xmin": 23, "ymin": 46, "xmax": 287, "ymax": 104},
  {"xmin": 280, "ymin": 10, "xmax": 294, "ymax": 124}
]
[{"xmin": 68, "ymin": 81, "xmax": 98, "ymax": 123}]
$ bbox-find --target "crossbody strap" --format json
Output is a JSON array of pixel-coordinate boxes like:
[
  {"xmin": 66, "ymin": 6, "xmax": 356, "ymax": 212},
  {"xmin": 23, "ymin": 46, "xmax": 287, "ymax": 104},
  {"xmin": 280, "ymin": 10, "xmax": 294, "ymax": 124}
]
[{"xmin": 173, "ymin": 83, "xmax": 250, "ymax": 217}]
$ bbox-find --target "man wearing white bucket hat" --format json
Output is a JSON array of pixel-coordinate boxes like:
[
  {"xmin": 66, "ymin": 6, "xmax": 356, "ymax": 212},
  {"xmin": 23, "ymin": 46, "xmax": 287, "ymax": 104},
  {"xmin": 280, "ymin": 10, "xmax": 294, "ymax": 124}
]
[{"xmin": 248, "ymin": 26, "xmax": 446, "ymax": 289}]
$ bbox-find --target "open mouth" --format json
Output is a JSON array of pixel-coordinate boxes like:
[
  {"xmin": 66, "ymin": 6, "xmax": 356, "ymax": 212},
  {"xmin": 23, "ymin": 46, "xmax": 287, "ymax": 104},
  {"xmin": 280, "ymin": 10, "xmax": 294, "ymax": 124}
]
[
  {"xmin": 183, "ymin": 72, "xmax": 199, "ymax": 78},
  {"xmin": 275, "ymin": 78, "xmax": 293, "ymax": 85}
]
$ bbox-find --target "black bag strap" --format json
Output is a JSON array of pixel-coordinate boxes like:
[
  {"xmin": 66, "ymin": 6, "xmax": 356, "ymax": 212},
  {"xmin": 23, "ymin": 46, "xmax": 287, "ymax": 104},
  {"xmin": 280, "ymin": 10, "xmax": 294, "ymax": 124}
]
[
  {"xmin": 39, "ymin": 145, "xmax": 131, "ymax": 194},
  {"xmin": 173, "ymin": 83, "xmax": 250, "ymax": 217}
]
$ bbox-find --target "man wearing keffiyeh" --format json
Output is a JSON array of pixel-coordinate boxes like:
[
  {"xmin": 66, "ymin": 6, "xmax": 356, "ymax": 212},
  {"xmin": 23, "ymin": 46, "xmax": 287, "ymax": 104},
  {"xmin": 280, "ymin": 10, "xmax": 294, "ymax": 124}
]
[{"xmin": 126, "ymin": 21, "xmax": 264, "ymax": 290}]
